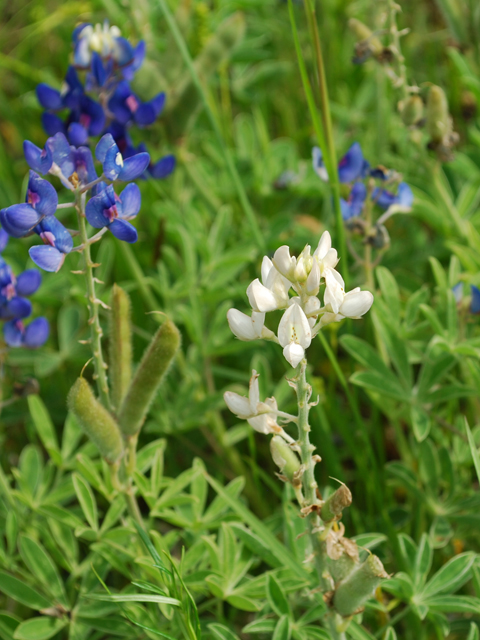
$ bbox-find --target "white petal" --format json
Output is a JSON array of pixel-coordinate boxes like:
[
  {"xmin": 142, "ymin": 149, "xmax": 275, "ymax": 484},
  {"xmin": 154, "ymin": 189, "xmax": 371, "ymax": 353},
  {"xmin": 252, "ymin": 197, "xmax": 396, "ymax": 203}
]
[
  {"xmin": 304, "ymin": 295, "xmax": 321, "ymax": 315},
  {"xmin": 248, "ymin": 414, "xmax": 273, "ymax": 434},
  {"xmin": 278, "ymin": 303, "xmax": 312, "ymax": 349},
  {"xmin": 261, "ymin": 256, "xmax": 273, "ymax": 285},
  {"xmin": 340, "ymin": 290, "xmax": 374, "ymax": 318},
  {"xmin": 227, "ymin": 309, "xmax": 257, "ymax": 340},
  {"xmin": 251, "ymin": 311, "xmax": 266, "ymax": 338},
  {"xmin": 324, "ymin": 269, "xmax": 345, "ymax": 314},
  {"xmin": 306, "ymin": 260, "xmax": 320, "ymax": 295},
  {"xmin": 224, "ymin": 392, "xmax": 253, "ymax": 419},
  {"xmin": 272, "ymin": 245, "xmax": 296, "ymax": 279},
  {"xmin": 314, "ymin": 231, "xmax": 332, "ymax": 260},
  {"xmin": 283, "ymin": 343, "xmax": 305, "ymax": 368},
  {"xmin": 249, "ymin": 370, "xmax": 260, "ymax": 413},
  {"xmin": 322, "ymin": 248, "xmax": 339, "ymax": 271},
  {"xmin": 247, "ymin": 279, "xmax": 279, "ymax": 312}
]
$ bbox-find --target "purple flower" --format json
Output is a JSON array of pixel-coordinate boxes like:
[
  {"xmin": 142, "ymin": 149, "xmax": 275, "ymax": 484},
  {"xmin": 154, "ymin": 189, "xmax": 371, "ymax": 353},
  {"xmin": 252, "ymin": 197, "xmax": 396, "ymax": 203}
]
[
  {"xmin": 95, "ymin": 133, "xmax": 149, "ymax": 181},
  {"xmin": 3, "ymin": 317, "xmax": 49, "ymax": 349},
  {"xmin": 373, "ymin": 182, "xmax": 414, "ymax": 210},
  {"xmin": 0, "ymin": 172, "xmax": 58, "ymax": 238},
  {"xmin": 313, "ymin": 143, "xmax": 369, "ymax": 184},
  {"xmin": 471, "ymin": 285, "xmax": 480, "ymax": 314},
  {"xmin": 85, "ymin": 183, "xmax": 141, "ymax": 242},
  {"xmin": 30, "ymin": 216, "xmax": 74, "ymax": 272},
  {"xmin": 23, "ymin": 139, "xmax": 53, "ymax": 175},
  {"xmin": 340, "ymin": 182, "xmax": 367, "ymax": 220},
  {"xmin": 108, "ymin": 81, "xmax": 165, "ymax": 127}
]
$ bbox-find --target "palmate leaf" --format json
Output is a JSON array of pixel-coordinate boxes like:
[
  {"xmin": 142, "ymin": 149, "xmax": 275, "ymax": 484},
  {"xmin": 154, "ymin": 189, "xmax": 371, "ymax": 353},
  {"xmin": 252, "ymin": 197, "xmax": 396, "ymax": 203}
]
[
  {"xmin": 0, "ymin": 571, "xmax": 51, "ymax": 610},
  {"xmin": 267, "ymin": 574, "xmax": 290, "ymax": 617},
  {"xmin": 208, "ymin": 623, "xmax": 241, "ymax": 640},
  {"xmin": 421, "ymin": 552, "xmax": 475, "ymax": 598},
  {"xmin": 12, "ymin": 617, "xmax": 67, "ymax": 640}
]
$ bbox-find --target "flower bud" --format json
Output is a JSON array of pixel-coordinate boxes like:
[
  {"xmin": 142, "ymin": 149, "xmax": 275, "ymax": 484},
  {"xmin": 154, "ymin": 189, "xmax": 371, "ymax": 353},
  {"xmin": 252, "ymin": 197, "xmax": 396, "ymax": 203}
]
[
  {"xmin": 321, "ymin": 484, "xmax": 352, "ymax": 522},
  {"xmin": 270, "ymin": 436, "xmax": 301, "ymax": 483},
  {"xmin": 333, "ymin": 553, "xmax": 389, "ymax": 616},
  {"xmin": 119, "ymin": 320, "xmax": 180, "ymax": 436},
  {"xmin": 227, "ymin": 309, "xmax": 265, "ymax": 340},
  {"xmin": 68, "ymin": 378, "xmax": 124, "ymax": 463},
  {"xmin": 348, "ymin": 18, "xmax": 383, "ymax": 59},
  {"xmin": 109, "ymin": 284, "xmax": 133, "ymax": 410},
  {"xmin": 400, "ymin": 94, "xmax": 424, "ymax": 126},
  {"xmin": 247, "ymin": 279, "xmax": 279, "ymax": 312}
]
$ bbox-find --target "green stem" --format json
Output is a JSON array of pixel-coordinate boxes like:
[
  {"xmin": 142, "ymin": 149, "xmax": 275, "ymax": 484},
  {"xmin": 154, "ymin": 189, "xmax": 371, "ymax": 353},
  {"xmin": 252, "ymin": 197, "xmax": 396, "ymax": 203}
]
[
  {"xmin": 302, "ymin": 0, "xmax": 347, "ymax": 286},
  {"xmin": 364, "ymin": 190, "xmax": 374, "ymax": 290},
  {"xmin": 156, "ymin": 0, "xmax": 265, "ymax": 253},
  {"xmin": 76, "ymin": 194, "xmax": 111, "ymax": 411},
  {"xmin": 295, "ymin": 360, "xmax": 345, "ymax": 640},
  {"xmin": 387, "ymin": 0, "xmax": 409, "ymax": 101}
]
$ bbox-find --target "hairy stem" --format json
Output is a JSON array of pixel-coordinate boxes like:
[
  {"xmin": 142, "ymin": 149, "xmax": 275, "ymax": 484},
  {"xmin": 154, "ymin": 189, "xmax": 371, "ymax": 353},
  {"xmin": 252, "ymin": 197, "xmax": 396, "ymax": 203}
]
[{"xmin": 76, "ymin": 193, "xmax": 111, "ymax": 411}]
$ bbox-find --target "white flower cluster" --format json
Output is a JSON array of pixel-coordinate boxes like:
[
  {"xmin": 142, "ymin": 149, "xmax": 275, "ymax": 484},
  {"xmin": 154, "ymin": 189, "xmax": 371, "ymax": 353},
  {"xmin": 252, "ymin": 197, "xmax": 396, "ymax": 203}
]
[{"xmin": 227, "ymin": 231, "xmax": 373, "ymax": 368}]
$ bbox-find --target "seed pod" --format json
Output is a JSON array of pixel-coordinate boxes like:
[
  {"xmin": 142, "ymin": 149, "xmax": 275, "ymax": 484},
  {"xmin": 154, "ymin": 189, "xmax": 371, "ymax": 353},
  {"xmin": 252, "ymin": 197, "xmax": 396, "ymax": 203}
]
[
  {"xmin": 401, "ymin": 94, "xmax": 424, "ymax": 126},
  {"xmin": 329, "ymin": 552, "xmax": 359, "ymax": 584},
  {"xmin": 426, "ymin": 85, "xmax": 451, "ymax": 143},
  {"xmin": 68, "ymin": 378, "xmax": 124, "ymax": 463},
  {"xmin": 119, "ymin": 320, "xmax": 181, "ymax": 436},
  {"xmin": 270, "ymin": 436, "xmax": 301, "ymax": 484},
  {"xmin": 109, "ymin": 284, "xmax": 133, "ymax": 411},
  {"xmin": 333, "ymin": 553, "xmax": 389, "ymax": 616},
  {"xmin": 348, "ymin": 18, "xmax": 383, "ymax": 59},
  {"xmin": 321, "ymin": 484, "xmax": 352, "ymax": 522}
]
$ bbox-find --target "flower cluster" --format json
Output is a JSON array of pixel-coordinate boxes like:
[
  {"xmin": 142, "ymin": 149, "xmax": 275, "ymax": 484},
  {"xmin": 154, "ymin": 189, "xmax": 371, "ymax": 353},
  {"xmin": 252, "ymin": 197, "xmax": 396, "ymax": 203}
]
[
  {"xmin": 313, "ymin": 143, "xmax": 413, "ymax": 249},
  {"xmin": 0, "ymin": 131, "xmax": 146, "ymax": 271},
  {"xmin": 0, "ymin": 230, "xmax": 49, "ymax": 348},
  {"xmin": 36, "ymin": 21, "xmax": 175, "ymax": 180},
  {"xmin": 227, "ymin": 231, "xmax": 373, "ymax": 368}
]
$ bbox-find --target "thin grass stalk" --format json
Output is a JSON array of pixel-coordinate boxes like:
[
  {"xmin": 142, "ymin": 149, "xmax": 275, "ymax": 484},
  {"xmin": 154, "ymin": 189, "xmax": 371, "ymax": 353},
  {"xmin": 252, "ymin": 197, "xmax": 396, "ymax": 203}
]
[{"xmin": 156, "ymin": 0, "xmax": 265, "ymax": 253}]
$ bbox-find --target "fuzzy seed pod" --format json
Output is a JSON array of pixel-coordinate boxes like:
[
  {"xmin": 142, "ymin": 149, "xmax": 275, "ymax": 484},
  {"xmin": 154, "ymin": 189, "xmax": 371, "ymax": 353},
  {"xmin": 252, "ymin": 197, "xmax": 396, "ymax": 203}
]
[
  {"xmin": 426, "ymin": 85, "xmax": 451, "ymax": 143},
  {"xmin": 68, "ymin": 378, "xmax": 124, "ymax": 463},
  {"xmin": 109, "ymin": 284, "xmax": 133, "ymax": 411},
  {"xmin": 401, "ymin": 95, "xmax": 424, "ymax": 126},
  {"xmin": 333, "ymin": 553, "xmax": 389, "ymax": 617},
  {"xmin": 119, "ymin": 320, "xmax": 181, "ymax": 436},
  {"xmin": 321, "ymin": 484, "xmax": 352, "ymax": 522},
  {"xmin": 270, "ymin": 436, "xmax": 301, "ymax": 484}
]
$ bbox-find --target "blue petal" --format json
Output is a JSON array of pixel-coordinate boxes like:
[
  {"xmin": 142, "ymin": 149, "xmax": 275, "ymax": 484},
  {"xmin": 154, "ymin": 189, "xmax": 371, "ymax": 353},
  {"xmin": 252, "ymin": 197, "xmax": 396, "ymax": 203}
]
[
  {"xmin": 47, "ymin": 133, "xmax": 74, "ymax": 177},
  {"xmin": 24, "ymin": 317, "xmax": 50, "ymax": 348},
  {"xmin": 452, "ymin": 283, "xmax": 463, "ymax": 304},
  {"xmin": 37, "ymin": 216, "xmax": 73, "ymax": 254},
  {"xmin": 0, "ymin": 204, "xmax": 43, "ymax": 237},
  {"xmin": 68, "ymin": 122, "xmax": 88, "ymax": 146},
  {"xmin": 36, "ymin": 84, "xmax": 63, "ymax": 110},
  {"xmin": 340, "ymin": 198, "xmax": 354, "ymax": 221},
  {"xmin": 95, "ymin": 133, "xmax": 116, "ymax": 163},
  {"xmin": 397, "ymin": 182, "xmax": 414, "ymax": 208},
  {"xmin": 0, "ymin": 228, "xmax": 8, "ymax": 252},
  {"xmin": 150, "ymin": 92, "xmax": 166, "ymax": 117},
  {"xmin": 349, "ymin": 182, "xmax": 367, "ymax": 217},
  {"xmin": 3, "ymin": 320, "xmax": 23, "ymax": 347},
  {"xmin": 72, "ymin": 23, "xmax": 90, "ymax": 44},
  {"xmin": 42, "ymin": 112, "xmax": 66, "ymax": 137},
  {"xmin": 112, "ymin": 37, "xmax": 135, "ymax": 66},
  {"xmin": 85, "ymin": 190, "xmax": 111, "ymax": 228},
  {"xmin": 369, "ymin": 166, "xmax": 389, "ymax": 180},
  {"xmin": 92, "ymin": 51, "xmax": 107, "ymax": 86},
  {"xmin": 23, "ymin": 141, "xmax": 53, "ymax": 175},
  {"xmin": 118, "ymin": 152, "xmax": 150, "ymax": 181},
  {"xmin": 80, "ymin": 96, "xmax": 105, "ymax": 135},
  {"xmin": 6, "ymin": 297, "xmax": 32, "ymax": 319},
  {"xmin": 16, "ymin": 269, "xmax": 42, "ymax": 296},
  {"xmin": 373, "ymin": 188, "xmax": 397, "ymax": 210},
  {"xmin": 103, "ymin": 144, "xmax": 123, "ymax": 181},
  {"xmin": 134, "ymin": 103, "xmax": 157, "ymax": 126},
  {"xmin": 338, "ymin": 142, "xmax": 365, "ymax": 183},
  {"xmin": 108, "ymin": 82, "xmax": 133, "ymax": 124},
  {"xmin": 109, "ymin": 219, "xmax": 138, "ymax": 243},
  {"xmin": 119, "ymin": 183, "xmax": 141, "ymax": 219},
  {"xmin": 27, "ymin": 172, "xmax": 58, "ymax": 217},
  {"xmin": 73, "ymin": 147, "xmax": 97, "ymax": 185},
  {"xmin": 63, "ymin": 66, "xmax": 84, "ymax": 109},
  {"xmin": 29, "ymin": 245, "xmax": 66, "ymax": 272},
  {"xmin": 471, "ymin": 285, "xmax": 480, "ymax": 314},
  {"xmin": 123, "ymin": 40, "xmax": 146, "ymax": 80},
  {"xmin": 150, "ymin": 155, "xmax": 176, "ymax": 179}
]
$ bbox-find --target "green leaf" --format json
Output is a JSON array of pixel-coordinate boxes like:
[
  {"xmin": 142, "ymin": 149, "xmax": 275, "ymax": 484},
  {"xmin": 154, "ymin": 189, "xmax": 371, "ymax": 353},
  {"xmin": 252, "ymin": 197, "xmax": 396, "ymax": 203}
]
[
  {"xmin": 349, "ymin": 371, "xmax": 409, "ymax": 402},
  {"xmin": 27, "ymin": 396, "xmax": 61, "ymax": 466},
  {"xmin": 340, "ymin": 335, "xmax": 393, "ymax": 379},
  {"xmin": 242, "ymin": 619, "xmax": 276, "ymax": 634},
  {"xmin": 413, "ymin": 534, "xmax": 433, "ymax": 591},
  {"xmin": 383, "ymin": 628, "xmax": 397, "ymax": 640},
  {"xmin": 352, "ymin": 533, "xmax": 387, "ymax": 550},
  {"xmin": 72, "ymin": 473, "xmax": 98, "ymax": 532},
  {"xmin": 301, "ymin": 628, "xmax": 330, "ymax": 640},
  {"xmin": 226, "ymin": 593, "xmax": 262, "ymax": 612},
  {"xmin": 19, "ymin": 536, "xmax": 67, "ymax": 606},
  {"xmin": 208, "ymin": 623, "xmax": 241, "ymax": 640},
  {"xmin": 421, "ymin": 552, "xmax": 475, "ymax": 597},
  {"xmin": 13, "ymin": 617, "xmax": 67, "ymax": 640},
  {"xmin": 466, "ymin": 418, "xmax": 480, "ymax": 483},
  {"xmin": 347, "ymin": 621, "xmax": 376, "ymax": 640},
  {"xmin": 86, "ymin": 593, "xmax": 180, "ymax": 604},
  {"xmin": 420, "ymin": 595, "xmax": 480, "ymax": 614},
  {"xmin": 467, "ymin": 623, "xmax": 479, "ymax": 640},
  {"xmin": 376, "ymin": 267, "xmax": 401, "ymax": 319},
  {"xmin": 273, "ymin": 615, "xmax": 291, "ymax": 640},
  {"xmin": 267, "ymin": 574, "xmax": 290, "ymax": 617},
  {"xmin": 220, "ymin": 523, "xmax": 237, "ymax": 578},
  {"xmin": 100, "ymin": 495, "xmax": 126, "ymax": 535},
  {"xmin": 410, "ymin": 406, "xmax": 431, "ymax": 442},
  {"xmin": 229, "ymin": 523, "xmax": 282, "ymax": 568},
  {"xmin": 0, "ymin": 571, "xmax": 50, "ymax": 609},
  {"xmin": 0, "ymin": 612, "xmax": 20, "ymax": 640}
]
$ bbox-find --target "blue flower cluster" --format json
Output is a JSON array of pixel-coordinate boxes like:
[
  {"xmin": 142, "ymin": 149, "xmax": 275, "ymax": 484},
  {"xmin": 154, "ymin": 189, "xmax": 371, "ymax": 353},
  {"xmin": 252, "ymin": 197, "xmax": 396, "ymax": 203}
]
[
  {"xmin": 0, "ymin": 230, "xmax": 49, "ymax": 348},
  {"xmin": 453, "ymin": 283, "xmax": 480, "ymax": 315},
  {"xmin": 36, "ymin": 21, "xmax": 175, "ymax": 179},
  {"xmin": 312, "ymin": 143, "xmax": 413, "ymax": 220}
]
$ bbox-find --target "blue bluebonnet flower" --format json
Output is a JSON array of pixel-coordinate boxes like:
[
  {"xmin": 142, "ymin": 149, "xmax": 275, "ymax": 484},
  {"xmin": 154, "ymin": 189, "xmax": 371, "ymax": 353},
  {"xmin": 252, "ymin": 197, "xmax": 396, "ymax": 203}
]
[
  {"xmin": 373, "ymin": 182, "xmax": 414, "ymax": 210},
  {"xmin": 30, "ymin": 216, "xmax": 74, "ymax": 273},
  {"xmin": 95, "ymin": 133, "xmax": 150, "ymax": 181},
  {"xmin": 0, "ymin": 231, "xmax": 49, "ymax": 348},
  {"xmin": 86, "ymin": 183, "xmax": 141, "ymax": 243},
  {"xmin": 340, "ymin": 182, "xmax": 367, "ymax": 220},
  {"xmin": 0, "ymin": 172, "xmax": 58, "ymax": 237},
  {"xmin": 312, "ymin": 143, "xmax": 369, "ymax": 184},
  {"xmin": 34, "ymin": 22, "xmax": 174, "ymax": 179},
  {"xmin": 471, "ymin": 285, "xmax": 480, "ymax": 314}
]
